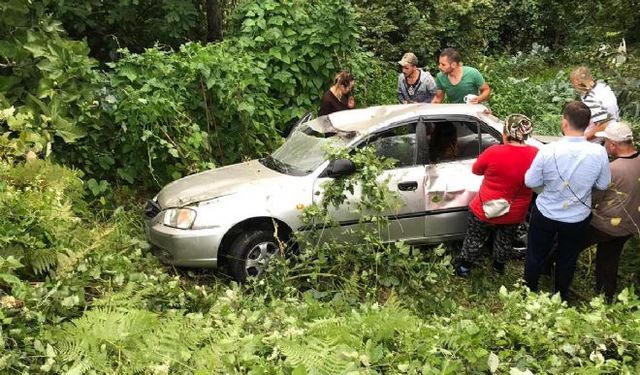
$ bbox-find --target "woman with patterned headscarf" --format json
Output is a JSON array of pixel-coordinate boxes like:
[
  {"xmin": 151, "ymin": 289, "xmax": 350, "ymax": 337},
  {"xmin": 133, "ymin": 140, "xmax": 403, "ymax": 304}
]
[{"xmin": 455, "ymin": 114, "xmax": 539, "ymax": 277}]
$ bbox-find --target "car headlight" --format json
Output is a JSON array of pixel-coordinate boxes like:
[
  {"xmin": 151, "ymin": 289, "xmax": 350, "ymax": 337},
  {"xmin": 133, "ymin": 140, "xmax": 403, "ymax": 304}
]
[{"xmin": 163, "ymin": 208, "xmax": 197, "ymax": 229}]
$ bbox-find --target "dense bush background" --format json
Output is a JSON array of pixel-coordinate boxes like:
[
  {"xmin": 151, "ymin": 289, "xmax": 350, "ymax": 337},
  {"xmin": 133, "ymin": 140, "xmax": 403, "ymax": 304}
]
[
  {"xmin": 2, "ymin": 0, "xmax": 640, "ymax": 373},
  {"xmin": 2, "ymin": 0, "xmax": 640, "ymax": 188}
]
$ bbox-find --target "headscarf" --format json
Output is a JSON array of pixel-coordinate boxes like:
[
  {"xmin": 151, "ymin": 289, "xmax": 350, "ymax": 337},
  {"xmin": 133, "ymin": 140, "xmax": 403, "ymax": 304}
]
[{"xmin": 504, "ymin": 114, "xmax": 533, "ymax": 142}]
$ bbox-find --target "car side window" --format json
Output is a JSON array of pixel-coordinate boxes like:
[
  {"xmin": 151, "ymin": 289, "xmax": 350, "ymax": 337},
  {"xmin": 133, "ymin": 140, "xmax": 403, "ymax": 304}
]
[
  {"xmin": 479, "ymin": 123, "xmax": 501, "ymax": 152},
  {"xmin": 427, "ymin": 121, "xmax": 487, "ymax": 162},
  {"xmin": 365, "ymin": 124, "xmax": 417, "ymax": 168}
]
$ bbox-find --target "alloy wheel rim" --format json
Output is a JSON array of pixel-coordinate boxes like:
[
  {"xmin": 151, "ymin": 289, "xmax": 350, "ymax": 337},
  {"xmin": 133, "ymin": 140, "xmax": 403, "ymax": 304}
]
[{"xmin": 245, "ymin": 241, "xmax": 279, "ymax": 277}]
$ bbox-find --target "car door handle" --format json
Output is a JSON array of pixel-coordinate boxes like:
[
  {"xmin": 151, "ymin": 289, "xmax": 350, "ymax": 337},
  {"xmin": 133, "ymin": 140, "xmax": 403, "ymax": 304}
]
[{"xmin": 398, "ymin": 181, "xmax": 418, "ymax": 191}]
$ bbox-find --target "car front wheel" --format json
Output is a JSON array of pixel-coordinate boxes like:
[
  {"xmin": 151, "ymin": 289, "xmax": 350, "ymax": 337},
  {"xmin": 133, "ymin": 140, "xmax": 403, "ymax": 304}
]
[{"xmin": 226, "ymin": 230, "xmax": 280, "ymax": 282}]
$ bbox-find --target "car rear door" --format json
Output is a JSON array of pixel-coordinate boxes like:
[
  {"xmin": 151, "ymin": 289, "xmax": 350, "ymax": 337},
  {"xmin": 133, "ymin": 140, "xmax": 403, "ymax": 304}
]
[{"xmin": 423, "ymin": 117, "xmax": 501, "ymax": 242}]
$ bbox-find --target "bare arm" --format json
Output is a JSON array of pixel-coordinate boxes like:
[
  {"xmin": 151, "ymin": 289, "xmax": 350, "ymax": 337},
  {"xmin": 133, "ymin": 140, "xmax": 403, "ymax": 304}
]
[
  {"xmin": 584, "ymin": 121, "xmax": 610, "ymax": 140},
  {"xmin": 471, "ymin": 83, "xmax": 491, "ymax": 104}
]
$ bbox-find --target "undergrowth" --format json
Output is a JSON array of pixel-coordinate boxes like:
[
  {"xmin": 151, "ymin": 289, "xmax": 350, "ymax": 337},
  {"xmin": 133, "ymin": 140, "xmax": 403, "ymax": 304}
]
[{"xmin": 2, "ymin": 50, "xmax": 640, "ymax": 373}]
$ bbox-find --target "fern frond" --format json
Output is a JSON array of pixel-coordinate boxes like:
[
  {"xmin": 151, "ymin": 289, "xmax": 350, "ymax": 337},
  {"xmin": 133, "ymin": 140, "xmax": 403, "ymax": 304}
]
[
  {"xmin": 64, "ymin": 358, "xmax": 93, "ymax": 375},
  {"xmin": 54, "ymin": 308, "xmax": 160, "ymax": 373},
  {"xmin": 189, "ymin": 345, "xmax": 228, "ymax": 374},
  {"xmin": 54, "ymin": 307, "xmax": 213, "ymax": 374},
  {"xmin": 27, "ymin": 245, "xmax": 59, "ymax": 275},
  {"xmin": 305, "ymin": 317, "xmax": 359, "ymax": 346},
  {"xmin": 279, "ymin": 336, "xmax": 355, "ymax": 375},
  {"xmin": 360, "ymin": 297, "xmax": 418, "ymax": 341}
]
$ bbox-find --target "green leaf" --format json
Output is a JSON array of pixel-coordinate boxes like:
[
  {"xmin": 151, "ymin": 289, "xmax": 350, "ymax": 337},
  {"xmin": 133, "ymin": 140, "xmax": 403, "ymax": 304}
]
[
  {"xmin": 311, "ymin": 76, "xmax": 323, "ymax": 90},
  {"xmin": 119, "ymin": 66, "xmax": 138, "ymax": 82},
  {"xmin": 488, "ymin": 352, "xmax": 499, "ymax": 373},
  {"xmin": 237, "ymin": 102, "xmax": 255, "ymax": 115},
  {"xmin": 292, "ymin": 365, "xmax": 307, "ymax": 375},
  {"xmin": 54, "ymin": 117, "xmax": 86, "ymax": 143},
  {"xmin": 269, "ymin": 47, "xmax": 283, "ymax": 61}
]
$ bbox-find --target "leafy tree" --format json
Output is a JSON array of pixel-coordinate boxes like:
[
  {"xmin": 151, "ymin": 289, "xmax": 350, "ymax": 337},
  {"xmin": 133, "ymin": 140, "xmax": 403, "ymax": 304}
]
[
  {"xmin": 353, "ymin": 0, "xmax": 640, "ymax": 64},
  {"xmin": 42, "ymin": 0, "xmax": 206, "ymax": 61},
  {"xmin": 0, "ymin": 0, "xmax": 99, "ymax": 160}
]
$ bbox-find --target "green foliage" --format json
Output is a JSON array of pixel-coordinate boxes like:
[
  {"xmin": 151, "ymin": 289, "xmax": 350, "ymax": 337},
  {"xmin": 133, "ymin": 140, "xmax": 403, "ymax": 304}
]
[
  {"xmin": 353, "ymin": 0, "xmax": 640, "ymax": 64},
  {"xmin": 41, "ymin": 0, "xmax": 210, "ymax": 61},
  {"xmin": 479, "ymin": 50, "xmax": 576, "ymax": 135},
  {"xmin": 1, "ymin": 157, "xmax": 640, "ymax": 373},
  {"xmin": 354, "ymin": 0, "xmax": 519, "ymax": 63},
  {"xmin": 56, "ymin": 40, "xmax": 285, "ymax": 186},
  {"xmin": 228, "ymin": 0, "xmax": 361, "ymax": 122},
  {"xmin": 0, "ymin": 256, "xmax": 23, "ymax": 291},
  {"xmin": 0, "ymin": 160, "xmax": 85, "ymax": 276},
  {"xmin": 53, "ymin": 308, "xmax": 208, "ymax": 373},
  {"xmin": 0, "ymin": 1, "xmax": 99, "ymax": 159},
  {"xmin": 3, "ymin": 3, "xmax": 640, "ymax": 374},
  {"xmin": 4, "ymin": 0, "xmax": 382, "ymax": 188}
]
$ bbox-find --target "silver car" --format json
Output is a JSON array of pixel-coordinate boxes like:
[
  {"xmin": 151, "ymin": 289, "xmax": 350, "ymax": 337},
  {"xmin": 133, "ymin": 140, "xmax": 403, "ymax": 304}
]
[{"xmin": 144, "ymin": 104, "xmax": 542, "ymax": 281}]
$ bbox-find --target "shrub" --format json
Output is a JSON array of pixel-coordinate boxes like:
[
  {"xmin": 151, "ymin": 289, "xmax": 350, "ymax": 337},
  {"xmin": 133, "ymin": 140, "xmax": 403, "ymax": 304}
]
[{"xmin": 0, "ymin": 160, "xmax": 84, "ymax": 276}]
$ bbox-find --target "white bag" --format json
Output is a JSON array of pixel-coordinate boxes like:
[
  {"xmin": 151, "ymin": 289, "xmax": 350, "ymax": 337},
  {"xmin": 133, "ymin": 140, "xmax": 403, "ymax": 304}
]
[{"xmin": 482, "ymin": 198, "xmax": 511, "ymax": 219}]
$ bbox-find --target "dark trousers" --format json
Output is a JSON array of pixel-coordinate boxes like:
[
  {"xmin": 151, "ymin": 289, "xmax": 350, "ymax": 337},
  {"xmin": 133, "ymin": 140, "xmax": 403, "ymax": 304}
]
[
  {"xmin": 460, "ymin": 211, "xmax": 517, "ymax": 264},
  {"xmin": 524, "ymin": 204, "xmax": 591, "ymax": 300},
  {"xmin": 581, "ymin": 225, "xmax": 631, "ymax": 301}
]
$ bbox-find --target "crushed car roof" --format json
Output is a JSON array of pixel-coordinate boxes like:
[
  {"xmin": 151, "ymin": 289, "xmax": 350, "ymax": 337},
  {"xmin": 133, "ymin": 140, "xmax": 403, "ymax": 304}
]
[{"xmin": 326, "ymin": 103, "xmax": 492, "ymax": 134}]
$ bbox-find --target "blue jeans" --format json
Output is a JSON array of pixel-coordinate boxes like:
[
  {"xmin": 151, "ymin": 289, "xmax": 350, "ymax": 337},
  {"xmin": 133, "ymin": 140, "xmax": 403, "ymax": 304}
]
[{"xmin": 524, "ymin": 204, "xmax": 591, "ymax": 300}]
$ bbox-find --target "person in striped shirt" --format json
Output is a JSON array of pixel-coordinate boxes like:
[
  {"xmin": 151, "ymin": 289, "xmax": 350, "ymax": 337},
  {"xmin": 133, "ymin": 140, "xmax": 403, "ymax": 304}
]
[{"xmin": 570, "ymin": 66, "xmax": 619, "ymax": 143}]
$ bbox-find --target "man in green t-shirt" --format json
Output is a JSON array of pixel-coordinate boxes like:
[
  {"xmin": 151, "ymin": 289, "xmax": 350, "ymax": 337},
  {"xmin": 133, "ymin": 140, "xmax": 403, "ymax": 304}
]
[{"xmin": 432, "ymin": 48, "xmax": 491, "ymax": 104}]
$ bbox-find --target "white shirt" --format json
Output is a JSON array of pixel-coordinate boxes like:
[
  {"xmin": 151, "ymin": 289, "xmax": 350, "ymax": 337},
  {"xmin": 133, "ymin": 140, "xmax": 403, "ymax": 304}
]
[
  {"xmin": 525, "ymin": 137, "xmax": 611, "ymax": 223},
  {"xmin": 582, "ymin": 82, "xmax": 619, "ymax": 142}
]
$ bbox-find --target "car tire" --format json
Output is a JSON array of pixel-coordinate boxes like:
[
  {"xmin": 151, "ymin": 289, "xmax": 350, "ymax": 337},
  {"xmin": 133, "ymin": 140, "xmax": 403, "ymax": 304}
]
[{"xmin": 225, "ymin": 230, "xmax": 281, "ymax": 282}]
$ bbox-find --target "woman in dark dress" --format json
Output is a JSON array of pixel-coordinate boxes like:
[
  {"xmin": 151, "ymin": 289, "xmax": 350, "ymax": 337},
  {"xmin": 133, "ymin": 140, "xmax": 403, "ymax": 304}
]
[{"xmin": 319, "ymin": 70, "xmax": 356, "ymax": 116}]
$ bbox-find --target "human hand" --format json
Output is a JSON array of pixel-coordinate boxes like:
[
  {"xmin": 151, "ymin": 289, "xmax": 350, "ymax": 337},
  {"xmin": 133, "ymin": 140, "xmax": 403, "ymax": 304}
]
[
  {"xmin": 348, "ymin": 96, "xmax": 355, "ymax": 108},
  {"xmin": 464, "ymin": 94, "xmax": 479, "ymax": 104}
]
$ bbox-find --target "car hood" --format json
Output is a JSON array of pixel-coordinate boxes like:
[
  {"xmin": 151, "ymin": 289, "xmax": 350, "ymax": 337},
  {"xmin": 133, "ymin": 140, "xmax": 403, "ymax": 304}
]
[{"xmin": 156, "ymin": 159, "xmax": 284, "ymax": 207}]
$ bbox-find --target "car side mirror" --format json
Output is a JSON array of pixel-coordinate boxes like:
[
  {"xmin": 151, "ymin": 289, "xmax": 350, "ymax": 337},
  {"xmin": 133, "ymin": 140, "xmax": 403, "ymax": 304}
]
[{"xmin": 324, "ymin": 158, "xmax": 356, "ymax": 178}]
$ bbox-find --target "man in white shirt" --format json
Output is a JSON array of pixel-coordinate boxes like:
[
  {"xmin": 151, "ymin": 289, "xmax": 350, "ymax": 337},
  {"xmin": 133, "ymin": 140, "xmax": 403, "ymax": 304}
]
[{"xmin": 524, "ymin": 101, "xmax": 611, "ymax": 301}]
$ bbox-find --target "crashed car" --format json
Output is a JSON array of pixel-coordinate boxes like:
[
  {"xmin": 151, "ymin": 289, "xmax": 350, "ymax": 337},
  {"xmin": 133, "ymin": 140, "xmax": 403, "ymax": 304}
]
[{"xmin": 144, "ymin": 104, "xmax": 543, "ymax": 281}]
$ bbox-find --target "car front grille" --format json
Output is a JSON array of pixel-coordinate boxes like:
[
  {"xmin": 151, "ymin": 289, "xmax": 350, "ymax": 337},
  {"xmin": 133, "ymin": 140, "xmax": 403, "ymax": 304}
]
[{"xmin": 144, "ymin": 200, "xmax": 161, "ymax": 219}]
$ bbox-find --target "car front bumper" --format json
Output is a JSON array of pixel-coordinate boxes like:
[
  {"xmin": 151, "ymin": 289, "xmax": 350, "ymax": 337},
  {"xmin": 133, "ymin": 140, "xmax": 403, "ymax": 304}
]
[{"xmin": 145, "ymin": 221, "xmax": 224, "ymax": 268}]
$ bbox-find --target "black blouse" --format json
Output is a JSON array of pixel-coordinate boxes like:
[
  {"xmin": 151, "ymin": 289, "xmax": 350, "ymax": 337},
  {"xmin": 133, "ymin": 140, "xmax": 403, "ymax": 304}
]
[{"xmin": 319, "ymin": 90, "xmax": 350, "ymax": 116}]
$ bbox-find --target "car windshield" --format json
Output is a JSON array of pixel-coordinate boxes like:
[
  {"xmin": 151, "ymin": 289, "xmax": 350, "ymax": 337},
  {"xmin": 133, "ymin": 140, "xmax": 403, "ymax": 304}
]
[{"xmin": 261, "ymin": 116, "xmax": 356, "ymax": 175}]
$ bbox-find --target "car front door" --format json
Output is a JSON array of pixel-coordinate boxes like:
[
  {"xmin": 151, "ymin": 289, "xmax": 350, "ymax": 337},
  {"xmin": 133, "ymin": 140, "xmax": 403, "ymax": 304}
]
[{"xmin": 311, "ymin": 119, "xmax": 429, "ymax": 243}]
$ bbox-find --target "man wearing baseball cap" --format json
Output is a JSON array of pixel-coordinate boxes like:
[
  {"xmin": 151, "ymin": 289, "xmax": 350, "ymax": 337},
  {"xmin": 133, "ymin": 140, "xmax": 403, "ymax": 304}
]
[
  {"xmin": 397, "ymin": 52, "xmax": 437, "ymax": 104},
  {"xmin": 581, "ymin": 121, "xmax": 640, "ymax": 302}
]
